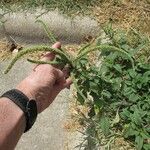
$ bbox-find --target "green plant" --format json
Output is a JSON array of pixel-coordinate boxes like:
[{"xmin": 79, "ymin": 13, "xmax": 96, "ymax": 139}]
[
  {"xmin": 74, "ymin": 24, "xmax": 150, "ymax": 149},
  {"xmin": 0, "ymin": 0, "xmax": 99, "ymax": 17},
  {"xmin": 4, "ymin": 21, "xmax": 150, "ymax": 149}
]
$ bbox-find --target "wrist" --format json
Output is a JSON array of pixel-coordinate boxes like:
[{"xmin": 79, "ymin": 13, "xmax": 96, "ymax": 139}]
[
  {"xmin": 16, "ymin": 82, "xmax": 36, "ymax": 101},
  {"xmin": 0, "ymin": 97, "xmax": 26, "ymax": 132},
  {"xmin": 16, "ymin": 80, "xmax": 41, "ymax": 113},
  {"xmin": 1, "ymin": 89, "xmax": 38, "ymax": 132}
]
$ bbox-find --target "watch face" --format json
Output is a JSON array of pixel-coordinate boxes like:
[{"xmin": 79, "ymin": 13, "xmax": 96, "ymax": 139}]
[{"xmin": 27, "ymin": 100, "xmax": 37, "ymax": 126}]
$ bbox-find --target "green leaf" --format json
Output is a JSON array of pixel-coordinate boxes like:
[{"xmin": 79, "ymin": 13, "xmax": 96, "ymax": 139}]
[
  {"xmin": 121, "ymin": 108, "xmax": 130, "ymax": 120},
  {"xmin": 131, "ymin": 42, "xmax": 147, "ymax": 56},
  {"xmin": 101, "ymin": 90, "xmax": 111, "ymax": 99},
  {"xmin": 140, "ymin": 131, "xmax": 150, "ymax": 139},
  {"xmin": 113, "ymin": 64, "xmax": 122, "ymax": 73},
  {"xmin": 125, "ymin": 80, "xmax": 132, "ymax": 86},
  {"xmin": 143, "ymin": 144, "xmax": 150, "ymax": 150},
  {"xmin": 128, "ymin": 69, "xmax": 137, "ymax": 78},
  {"xmin": 135, "ymin": 135, "xmax": 144, "ymax": 150},
  {"xmin": 124, "ymin": 124, "xmax": 139, "ymax": 138},
  {"xmin": 128, "ymin": 94, "xmax": 139, "ymax": 102},
  {"xmin": 100, "ymin": 65, "xmax": 109, "ymax": 74},
  {"xmin": 94, "ymin": 105, "xmax": 100, "ymax": 115},
  {"xmin": 112, "ymin": 109, "xmax": 120, "ymax": 126},
  {"xmin": 130, "ymin": 109, "xmax": 143, "ymax": 126},
  {"xmin": 123, "ymin": 86, "xmax": 134, "ymax": 96},
  {"xmin": 100, "ymin": 116, "xmax": 110, "ymax": 136},
  {"xmin": 77, "ymin": 91, "xmax": 85, "ymax": 105},
  {"xmin": 89, "ymin": 81, "xmax": 98, "ymax": 91},
  {"xmin": 121, "ymin": 44, "xmax": 131, "ymax": 51}
]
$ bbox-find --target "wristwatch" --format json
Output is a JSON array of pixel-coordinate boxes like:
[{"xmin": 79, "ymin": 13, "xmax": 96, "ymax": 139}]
[{"xmin": 1, "ymin": 89, "xmax": 37, "ymax": 132}]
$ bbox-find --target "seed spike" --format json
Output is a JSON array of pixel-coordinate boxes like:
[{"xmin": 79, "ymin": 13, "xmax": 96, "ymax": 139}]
[
  {"xmin": 27, "ymin": 59, "xmax": 62, "ymax": 65},
  {"xmin": 36, "ymin": 19, "xmax": 57, "ymax": 43},
  {"xmin": 4, "ymin": 45, "xmax": 69, "ymax": 74},
  {"xmin": 78, "ymin": 42, "xmax": 91, "ymax": 55}
]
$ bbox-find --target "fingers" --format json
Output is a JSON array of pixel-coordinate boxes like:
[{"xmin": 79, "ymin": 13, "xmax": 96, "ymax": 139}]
[
  {"xmin": 54, "ymin": 68, "xmax": 65, "ymax": 84},
  {"xmin": 62, "ymin": 65, "xmax": 70, "ymax": 79},
  {"xmin": 41, "ymin": 52, "xmax": 55, "ymax": 61},
  {"xmin": 52, "ymin": 42, "xmax": 61, "ymax": 49},
  {"xmin": 32, "ymin": 42, "xmax": 61, "ymax": 71},
  {"xmin": 63, "ymin": 77, "xmax": 72, "ymax": 89},
  {"xmin": 41, "ymin": 42, "xmax": 61, "ymax": 61},
  {"xmin": 54, "ymin": 68, "xmax": 72, "ymax": 89}
]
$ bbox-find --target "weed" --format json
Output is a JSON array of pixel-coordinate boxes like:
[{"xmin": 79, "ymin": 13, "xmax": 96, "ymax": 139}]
[
  {"xmin": 75, "ymin": 24, "xmax": 150, "ymax": 149},
  {"xmin": 4, "ymin": 21, "xmax": 150, "ymax": 150}
]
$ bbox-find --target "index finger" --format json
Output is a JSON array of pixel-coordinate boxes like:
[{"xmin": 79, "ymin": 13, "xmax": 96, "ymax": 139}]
[
  {"xmin": 41, "ymin": 42, "xmax": 61, "ymax": 61},
  {"xmin": 33, "ymin": 42, "xmax": 61, "ymax": 71}
]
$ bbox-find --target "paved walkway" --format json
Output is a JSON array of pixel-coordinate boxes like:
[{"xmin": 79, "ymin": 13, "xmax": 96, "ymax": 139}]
[{"xmin": 0, "ymin": 10, "xmax": 101, "ymax": 45}]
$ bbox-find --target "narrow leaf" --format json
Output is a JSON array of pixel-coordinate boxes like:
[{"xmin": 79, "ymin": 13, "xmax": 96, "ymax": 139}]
[
  {"xmin": 100, "ymin": 116, "xmax": 110, "ymax": 136},
  {"xmin": 135, "ymin": 135, "xmax": 144, "ymax": 150},
  {"xmin": 112, "ymin": 109, "xmax": 120, "ymax": 126}
]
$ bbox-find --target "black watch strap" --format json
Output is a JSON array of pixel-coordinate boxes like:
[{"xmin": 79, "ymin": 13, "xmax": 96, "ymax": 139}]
[{"xmin": 1, "ymin": 89, "xmax": 37, "ymax": 132}]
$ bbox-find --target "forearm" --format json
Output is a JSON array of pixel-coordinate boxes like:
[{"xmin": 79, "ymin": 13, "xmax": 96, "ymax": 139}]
[{"xmin": 0, "ymin": 97, "xmax": 26, "ymax": 150}]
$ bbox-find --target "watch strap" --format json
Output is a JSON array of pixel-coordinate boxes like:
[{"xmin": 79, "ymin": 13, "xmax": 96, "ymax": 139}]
[
  {"xmin": 1, "ymin": 89, "xmax": 37, "ymax": 132},
  {"xmin": 1, "ymin": 89, "xmax": 28, "ymax": 113}
]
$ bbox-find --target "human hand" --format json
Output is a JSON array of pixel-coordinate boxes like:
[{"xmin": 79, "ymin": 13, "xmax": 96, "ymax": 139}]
[{"xmin": 16, "ymin": 42, "xmax": 72, "ymax": 113}]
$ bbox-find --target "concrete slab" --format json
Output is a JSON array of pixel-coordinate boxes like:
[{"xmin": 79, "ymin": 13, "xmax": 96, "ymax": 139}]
[{"xmin": 0, "ymin": 10, "xmax": 102, "ymax": 45}]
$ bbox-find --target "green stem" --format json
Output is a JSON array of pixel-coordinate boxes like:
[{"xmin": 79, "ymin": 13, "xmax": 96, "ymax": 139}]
[
  {"xmin": 71, "ymin": 73, "xmax": 87, "ymax": 104},
  {"xmin": 75, "ymin": 45, "xmax": 135, "ymax": 69},
  {"xmin": 36, "ymin": 20, "xmax": 75, "ymax": 67},
  {"xmin": 77, "ymin": 43, "xmax": 91, "ymax": 55}
]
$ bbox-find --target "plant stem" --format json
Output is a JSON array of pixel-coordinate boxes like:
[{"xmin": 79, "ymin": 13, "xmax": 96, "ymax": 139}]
[
  {"xmin": 71, "ymin": 73, "xmax": 87, "ymax": 104},
  {"xmin": 35, "ymin": 19, "xmax": 75, "ymax": 67},
  {"xmin": 75, "ymin": 45, "xmax": 135, "ymax": 69}
]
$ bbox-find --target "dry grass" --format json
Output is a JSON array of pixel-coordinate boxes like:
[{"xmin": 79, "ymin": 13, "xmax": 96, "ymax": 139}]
[
  {"xmin": 0, "ymin": 40, "xmax": 11, "ymax": 61},
  {"xmin": 1, "ymin": 0, "xmax": 149, "ymax": 36},
  {"xmin": 0, "ymin": 39, "xmax": 24, "ymax": 60},
  {"xmin": 113, "ymin": 137, "xmax": 135, "ymax": 150},
  {"xmin": 92, "ymin": 0, "xmax": 150, "ymax": 35},
  {"xmin": 0, "ymin": 1, "xmax": 149, "ymax": 56}
]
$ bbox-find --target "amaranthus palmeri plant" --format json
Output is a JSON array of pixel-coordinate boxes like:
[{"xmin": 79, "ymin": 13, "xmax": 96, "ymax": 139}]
[
  {"xmin": 4, "ymin": 20, "xmax": 134, "ymax": 100},
  {"xmin": 4, "ymin": 21, "xmax": 150, "ymax": 150}
]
